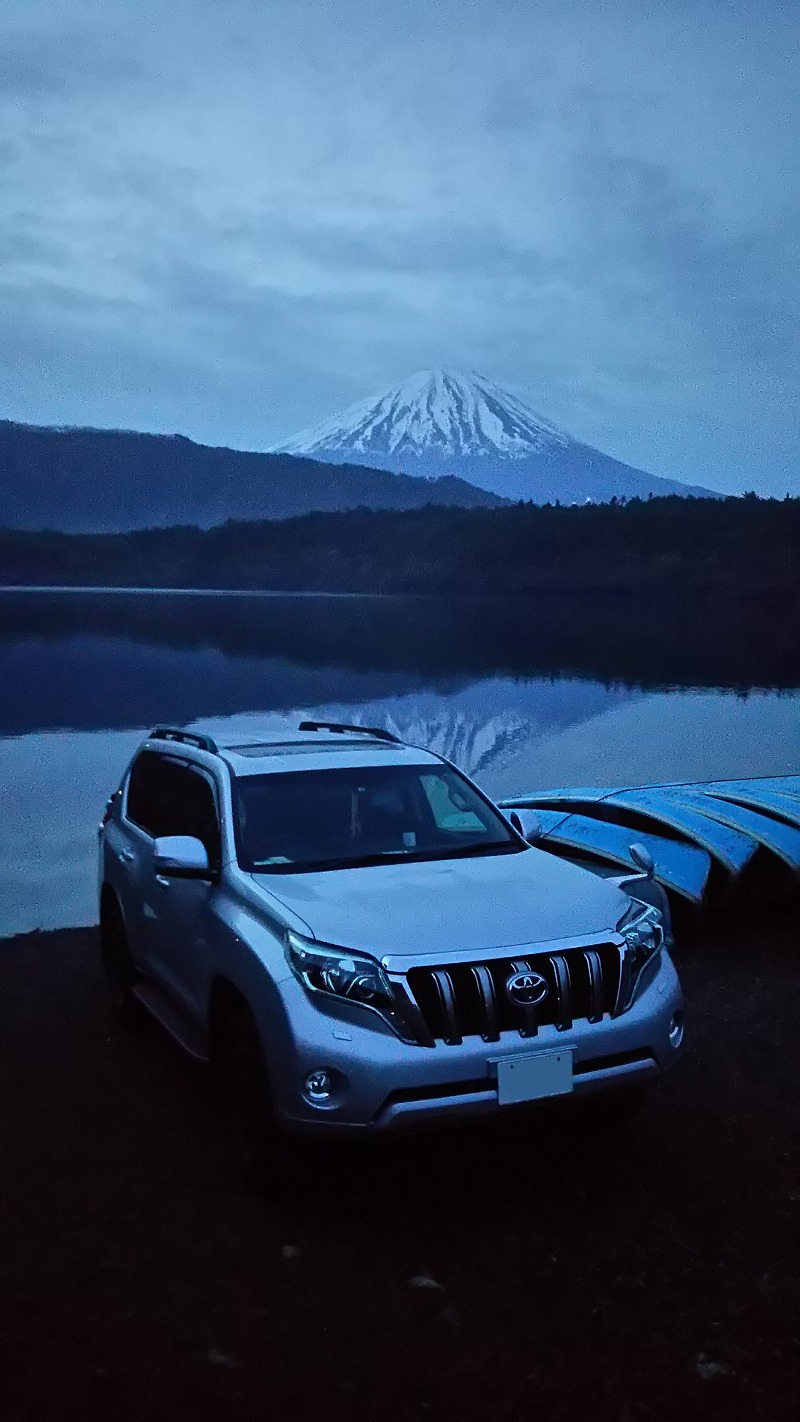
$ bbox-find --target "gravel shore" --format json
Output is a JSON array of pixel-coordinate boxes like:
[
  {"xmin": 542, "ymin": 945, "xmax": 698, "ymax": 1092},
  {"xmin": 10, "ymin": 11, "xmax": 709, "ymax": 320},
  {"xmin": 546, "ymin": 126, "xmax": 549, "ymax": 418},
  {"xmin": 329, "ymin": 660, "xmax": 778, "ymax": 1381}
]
[{"xmin": 1, "ymin": 915, "xmax": 798, "ymax": 1421}]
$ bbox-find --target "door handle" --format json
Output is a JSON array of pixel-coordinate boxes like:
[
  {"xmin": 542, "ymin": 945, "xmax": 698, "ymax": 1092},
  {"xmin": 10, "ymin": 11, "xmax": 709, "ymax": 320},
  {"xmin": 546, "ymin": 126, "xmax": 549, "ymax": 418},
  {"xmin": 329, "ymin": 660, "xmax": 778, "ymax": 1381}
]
[
  {"xmin": 119, "ymin": 849, "xmax": 135, "ymax": 863},
  {"xmin": 155, "ymin": 875, "xmax": 172, "ymax": 889}
]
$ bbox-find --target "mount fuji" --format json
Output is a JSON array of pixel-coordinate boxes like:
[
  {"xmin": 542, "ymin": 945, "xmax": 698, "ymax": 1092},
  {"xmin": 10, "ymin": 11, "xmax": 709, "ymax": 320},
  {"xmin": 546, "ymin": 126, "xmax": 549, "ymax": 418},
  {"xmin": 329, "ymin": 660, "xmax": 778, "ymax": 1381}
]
[{"xmin": 273, "ymin": 369, "xmax": 712, "ymax": 503}]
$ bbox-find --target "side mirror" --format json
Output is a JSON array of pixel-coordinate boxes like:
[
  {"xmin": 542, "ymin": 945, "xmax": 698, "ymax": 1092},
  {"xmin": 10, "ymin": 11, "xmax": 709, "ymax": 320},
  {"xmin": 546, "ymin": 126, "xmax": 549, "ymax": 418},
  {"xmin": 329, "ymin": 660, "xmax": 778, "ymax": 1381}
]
[
  {"xmin": 509, "ymin": 809, "xmax": 543, "ymax": 843},
  {"xmin": 629, "ymin": 842, "xmax": 655, "ymax": 877},
  {"xmin": 153, "ymin": 835, "xmax": 214, "ymax": 880}
]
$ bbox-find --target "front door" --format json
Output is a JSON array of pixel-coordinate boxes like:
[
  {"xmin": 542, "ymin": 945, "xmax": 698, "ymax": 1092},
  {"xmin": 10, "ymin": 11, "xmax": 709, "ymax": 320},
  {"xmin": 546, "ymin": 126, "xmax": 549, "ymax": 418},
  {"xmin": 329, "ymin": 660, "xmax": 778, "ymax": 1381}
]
[
  {"xmin": 148, "ymin": 759, "xmax": 222, "ymax": 1020},
  {"xmin": 125, "ymin": 753, "xmax": 222, "ymax": 1020}
]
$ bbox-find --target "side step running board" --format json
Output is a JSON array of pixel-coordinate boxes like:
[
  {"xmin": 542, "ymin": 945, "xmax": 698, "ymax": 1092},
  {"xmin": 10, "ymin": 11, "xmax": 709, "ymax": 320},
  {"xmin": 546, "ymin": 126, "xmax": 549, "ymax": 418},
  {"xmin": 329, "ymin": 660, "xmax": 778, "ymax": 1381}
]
[{"xmin": 133, "ymin": 982, "xmax": 209, "ymax": 1062}]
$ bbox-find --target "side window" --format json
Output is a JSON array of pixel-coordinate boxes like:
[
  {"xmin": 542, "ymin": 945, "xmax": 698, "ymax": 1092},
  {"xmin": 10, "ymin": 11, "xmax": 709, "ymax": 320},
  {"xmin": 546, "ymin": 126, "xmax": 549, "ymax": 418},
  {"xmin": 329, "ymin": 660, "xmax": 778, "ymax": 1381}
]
[
  {"xmin": 126, "ymin": 754, "xmax": 221, "ymax": 866},
  {"xmin": 169, "ymin": 764, "xmax": 222, "ymax": 868},
  {"xmin": 126, "ymin": 751, "xmax": 166, "ymax": 836}
]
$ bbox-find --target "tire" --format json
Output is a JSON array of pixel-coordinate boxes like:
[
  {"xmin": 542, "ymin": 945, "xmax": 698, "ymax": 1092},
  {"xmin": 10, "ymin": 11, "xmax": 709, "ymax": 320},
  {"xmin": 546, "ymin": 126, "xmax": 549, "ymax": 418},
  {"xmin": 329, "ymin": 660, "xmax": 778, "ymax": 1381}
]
[
  {"xmin": 100, "ymin": 895, "xmax": 141, "ymax": 1024},
  {"xmin": 210, "ymin": 996, "xmax": 282, "ymax": 1188}
]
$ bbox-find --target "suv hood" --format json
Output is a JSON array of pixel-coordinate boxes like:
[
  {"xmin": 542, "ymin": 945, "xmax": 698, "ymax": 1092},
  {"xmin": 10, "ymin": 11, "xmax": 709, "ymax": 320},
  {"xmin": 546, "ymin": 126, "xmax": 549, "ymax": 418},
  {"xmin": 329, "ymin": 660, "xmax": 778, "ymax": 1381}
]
[{"xmin": 251, "ymin": 847, "xmax": 629, "ymax": 959}]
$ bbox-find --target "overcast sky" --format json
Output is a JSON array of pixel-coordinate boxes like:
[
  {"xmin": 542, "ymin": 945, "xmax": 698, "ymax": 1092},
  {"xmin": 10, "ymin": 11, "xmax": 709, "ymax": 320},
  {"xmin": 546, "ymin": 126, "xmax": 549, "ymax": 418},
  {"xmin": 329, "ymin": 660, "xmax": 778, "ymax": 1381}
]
[{"xmin": 2, "ymin": 0, "xmax": 798, "ymax": 493}]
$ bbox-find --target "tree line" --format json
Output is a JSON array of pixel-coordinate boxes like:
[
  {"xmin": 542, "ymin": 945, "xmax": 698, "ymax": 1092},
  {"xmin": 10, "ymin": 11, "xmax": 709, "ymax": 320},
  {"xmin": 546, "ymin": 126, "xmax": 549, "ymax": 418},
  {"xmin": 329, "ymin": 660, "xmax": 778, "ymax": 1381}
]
[{"xmin": 1, "ymin": 493, "xmax": 798, "ymax": 599}]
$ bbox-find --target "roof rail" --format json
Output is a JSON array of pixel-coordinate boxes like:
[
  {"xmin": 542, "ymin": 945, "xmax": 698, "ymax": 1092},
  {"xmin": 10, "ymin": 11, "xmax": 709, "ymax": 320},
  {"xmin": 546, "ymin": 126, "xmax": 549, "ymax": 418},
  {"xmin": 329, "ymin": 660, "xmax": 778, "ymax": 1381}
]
[
  {"xmin": 298, "ymin": 719, "xmax": 402, "ymax": 745},
  {"xmin": 149, "ymin": 727, "xmax": 219, "ymax": 754}
]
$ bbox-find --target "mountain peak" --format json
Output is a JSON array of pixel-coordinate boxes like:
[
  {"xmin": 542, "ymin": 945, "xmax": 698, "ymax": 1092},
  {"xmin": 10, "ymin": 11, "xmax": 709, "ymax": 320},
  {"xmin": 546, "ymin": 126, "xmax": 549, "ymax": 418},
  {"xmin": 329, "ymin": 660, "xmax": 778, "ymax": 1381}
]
[
  {"xmin": 271, "ymin": 368, "xmax": 713, "ymax": 504},
  {"xmin": 272, "ymin": 368, "xmax": 571, "ymax": 462}
]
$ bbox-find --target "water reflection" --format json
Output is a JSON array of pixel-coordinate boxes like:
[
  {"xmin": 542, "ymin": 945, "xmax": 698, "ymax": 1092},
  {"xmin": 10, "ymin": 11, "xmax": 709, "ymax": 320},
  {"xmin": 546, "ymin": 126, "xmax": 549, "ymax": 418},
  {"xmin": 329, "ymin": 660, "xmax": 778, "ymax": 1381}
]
[{"xmin": 1, "ymin": 591, "xmax": 797, "ymax": 935}]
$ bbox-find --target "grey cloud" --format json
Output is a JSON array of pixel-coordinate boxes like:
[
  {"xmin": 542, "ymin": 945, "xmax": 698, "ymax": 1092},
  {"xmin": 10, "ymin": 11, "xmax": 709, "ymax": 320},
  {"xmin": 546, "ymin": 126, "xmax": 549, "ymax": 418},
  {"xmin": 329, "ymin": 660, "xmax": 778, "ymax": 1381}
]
[
  {"xmin": 481, "ymin": 86, "xmax": 549, "ymax": 135},
  {"xmin": 220, "ymin": 209, "xmax": 556, "ymax": 288},
  {"xmin": 0, "ymin": 0, "xmax": 797, "ymax": 492},
  {"xmin": 0, "ymin": 24, "xmax": 147, "ymax": 99},
  {"xmin": 575, "ymin": 149, "xmax": 800, "ymax": 370},
  {"xmin": 0, "ymin": 226, "xmax": 54, "ymax": 264}
]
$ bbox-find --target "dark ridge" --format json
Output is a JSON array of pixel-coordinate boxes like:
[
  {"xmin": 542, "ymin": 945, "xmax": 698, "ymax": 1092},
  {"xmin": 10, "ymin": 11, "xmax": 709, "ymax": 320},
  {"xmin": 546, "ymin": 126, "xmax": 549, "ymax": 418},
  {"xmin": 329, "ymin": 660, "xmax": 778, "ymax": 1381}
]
[{"xmin": 0, "ymin": 418, "xmax": 504, "ymax": 533}]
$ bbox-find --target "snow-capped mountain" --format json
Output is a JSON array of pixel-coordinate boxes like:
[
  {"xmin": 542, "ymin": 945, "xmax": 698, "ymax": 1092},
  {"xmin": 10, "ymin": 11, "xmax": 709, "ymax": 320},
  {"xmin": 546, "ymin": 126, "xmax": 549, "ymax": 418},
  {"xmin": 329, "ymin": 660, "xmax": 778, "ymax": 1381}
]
[
  {"xmin": 272, "ymin": 369, "xmax": 712, "ymax": 503},
  {"xmin": 277, "ymin": 369, "xmax": 570, "ymax": 462}
]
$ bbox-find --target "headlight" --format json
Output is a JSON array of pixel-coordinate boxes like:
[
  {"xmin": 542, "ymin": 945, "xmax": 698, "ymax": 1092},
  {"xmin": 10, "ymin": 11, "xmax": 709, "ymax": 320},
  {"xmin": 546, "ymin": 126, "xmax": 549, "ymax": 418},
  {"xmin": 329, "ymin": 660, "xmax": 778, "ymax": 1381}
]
[
  {"xmin": 285, "ymin": 932, "xmax": 413, "ymax": 1040},
  {"xmin": 614, "ymin": 902, "xmax": 665, "ymax": 1012}
]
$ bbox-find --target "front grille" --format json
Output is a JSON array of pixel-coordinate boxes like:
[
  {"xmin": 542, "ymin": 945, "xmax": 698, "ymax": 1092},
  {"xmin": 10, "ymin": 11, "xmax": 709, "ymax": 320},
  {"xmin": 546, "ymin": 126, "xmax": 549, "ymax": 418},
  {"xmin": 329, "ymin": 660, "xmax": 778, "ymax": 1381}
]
[{"xmin": 405, "ymin": 945, "xmax": 621, "ymax": 1045}]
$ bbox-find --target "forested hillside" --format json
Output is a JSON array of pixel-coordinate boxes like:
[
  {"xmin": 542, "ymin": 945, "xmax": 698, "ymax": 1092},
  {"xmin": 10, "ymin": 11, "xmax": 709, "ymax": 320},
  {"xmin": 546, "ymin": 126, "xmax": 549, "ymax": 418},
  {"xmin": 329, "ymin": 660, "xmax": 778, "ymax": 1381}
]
[
  {"xmin": 1, "ymin": 493, "xmax": 796, "ymax": 598},
  {"xmin": 0, "ymin": 420, "xmax": 502, "ymax": 531}
]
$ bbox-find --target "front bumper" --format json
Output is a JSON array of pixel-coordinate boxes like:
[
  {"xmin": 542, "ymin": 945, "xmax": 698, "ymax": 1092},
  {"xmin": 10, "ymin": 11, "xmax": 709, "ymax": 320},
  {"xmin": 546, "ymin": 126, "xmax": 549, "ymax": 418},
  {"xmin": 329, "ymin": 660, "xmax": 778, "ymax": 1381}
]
[{"xmin": 258, "ymin": 950, "xmax": 684, "ymax": 1137}]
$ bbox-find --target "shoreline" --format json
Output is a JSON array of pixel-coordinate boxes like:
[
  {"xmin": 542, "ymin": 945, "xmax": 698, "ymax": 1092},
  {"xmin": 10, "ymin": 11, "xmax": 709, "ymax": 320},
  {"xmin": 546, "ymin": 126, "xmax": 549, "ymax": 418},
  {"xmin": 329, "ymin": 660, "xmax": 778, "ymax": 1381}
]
[
  {"xmin": 1, "ymin": 922, "xmax": 99, "ymax": 944},
  {"xmin": 0, "ymin": 584, "xmax": 392, "ymax": 599}
]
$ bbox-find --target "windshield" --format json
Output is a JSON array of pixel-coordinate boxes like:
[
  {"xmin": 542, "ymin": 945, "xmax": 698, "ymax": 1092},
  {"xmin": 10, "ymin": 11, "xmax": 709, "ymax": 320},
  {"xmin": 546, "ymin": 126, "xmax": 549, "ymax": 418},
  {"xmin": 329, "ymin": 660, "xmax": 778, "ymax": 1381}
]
[{"xmin": 234, "ymin": 763, "xmax": 523, "ymax": 873}]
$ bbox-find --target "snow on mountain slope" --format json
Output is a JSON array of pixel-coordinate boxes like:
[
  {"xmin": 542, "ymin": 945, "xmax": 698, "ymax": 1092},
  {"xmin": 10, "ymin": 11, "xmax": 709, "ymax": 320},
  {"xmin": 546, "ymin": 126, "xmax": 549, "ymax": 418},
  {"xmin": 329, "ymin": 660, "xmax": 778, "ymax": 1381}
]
[
  {"xmin": 275, "ymin": 369, "xmax": 570, "ymax": 462},
  {"xmin": 272, "ymin": 369, "xmax": 713, "ymax": 503}
]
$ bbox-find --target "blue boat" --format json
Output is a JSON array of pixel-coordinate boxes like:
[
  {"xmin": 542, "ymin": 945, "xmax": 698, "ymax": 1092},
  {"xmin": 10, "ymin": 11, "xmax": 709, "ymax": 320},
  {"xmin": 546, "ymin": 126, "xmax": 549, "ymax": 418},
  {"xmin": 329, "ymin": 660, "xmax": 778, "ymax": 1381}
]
[{"xmin": 500, "ymin": 774, "xmax": 800, "ymax": 902}]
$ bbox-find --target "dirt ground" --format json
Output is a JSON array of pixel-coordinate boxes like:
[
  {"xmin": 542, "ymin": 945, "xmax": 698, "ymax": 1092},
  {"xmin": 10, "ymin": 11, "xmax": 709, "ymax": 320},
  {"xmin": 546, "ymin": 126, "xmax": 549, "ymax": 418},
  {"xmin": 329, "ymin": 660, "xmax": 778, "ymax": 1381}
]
[{"xmin": 0, "ymin": 914, "xmax": 798, "ymax": 1422}]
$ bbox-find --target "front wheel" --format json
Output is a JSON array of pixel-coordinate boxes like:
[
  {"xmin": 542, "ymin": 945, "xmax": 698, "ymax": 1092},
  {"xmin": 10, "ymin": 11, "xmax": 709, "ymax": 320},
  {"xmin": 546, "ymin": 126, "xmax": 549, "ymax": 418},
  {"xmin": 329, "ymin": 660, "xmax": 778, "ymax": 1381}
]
[{"xmin": 210, "ymin": 997, "xmax": 282, "ymax": 1187}]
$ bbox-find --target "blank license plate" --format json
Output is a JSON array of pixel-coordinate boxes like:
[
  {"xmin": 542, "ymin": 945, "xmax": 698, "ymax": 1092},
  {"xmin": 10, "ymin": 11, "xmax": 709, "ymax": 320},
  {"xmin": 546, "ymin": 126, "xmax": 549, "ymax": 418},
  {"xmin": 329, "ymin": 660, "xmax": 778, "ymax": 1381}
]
[{"xmin": 495, "ymin": 1050, "xmax": 573, "ymax": 1105}]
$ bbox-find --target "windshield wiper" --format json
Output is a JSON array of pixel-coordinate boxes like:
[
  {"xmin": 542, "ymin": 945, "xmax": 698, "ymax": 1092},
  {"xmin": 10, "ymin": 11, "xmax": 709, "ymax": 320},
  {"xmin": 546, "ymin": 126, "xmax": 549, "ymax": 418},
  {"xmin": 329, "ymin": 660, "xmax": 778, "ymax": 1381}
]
[
  {"xmin": 251, "ymin": 840, "xmax": 521, "ymax": 873},
  {"xmin": 253, "ymin": 850, "xmax": 409, "ymax": 873},
  {"xmin": 445, "ymin": 840, "xmax": 521, "ymax": 857}
]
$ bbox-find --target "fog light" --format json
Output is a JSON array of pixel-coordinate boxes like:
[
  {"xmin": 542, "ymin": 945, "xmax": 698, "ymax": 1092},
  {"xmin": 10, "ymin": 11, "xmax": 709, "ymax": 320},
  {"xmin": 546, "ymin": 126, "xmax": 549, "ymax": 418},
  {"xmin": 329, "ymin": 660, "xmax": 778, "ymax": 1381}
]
[
  {"xmin": 668, "ymin": 1012, "xmax": 684, "ymax": 1048},
  {"xmin": 304, "ymin": 1069, "xmax": 333, "ymax": 1103}
]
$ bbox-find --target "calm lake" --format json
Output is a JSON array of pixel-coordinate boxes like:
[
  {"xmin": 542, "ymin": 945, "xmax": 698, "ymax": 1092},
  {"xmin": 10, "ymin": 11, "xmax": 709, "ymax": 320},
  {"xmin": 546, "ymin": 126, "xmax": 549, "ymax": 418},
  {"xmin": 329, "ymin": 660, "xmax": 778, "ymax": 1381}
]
[{"xmin": 1, "ymin": 588, "xmax": 798, "ymax": 936}]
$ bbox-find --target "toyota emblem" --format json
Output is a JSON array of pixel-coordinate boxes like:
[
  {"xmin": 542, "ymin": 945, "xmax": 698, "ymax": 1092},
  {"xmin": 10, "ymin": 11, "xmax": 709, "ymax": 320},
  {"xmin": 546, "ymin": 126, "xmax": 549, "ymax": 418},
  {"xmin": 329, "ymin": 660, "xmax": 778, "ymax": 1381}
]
[{"xmin": 505, "ymin": 970, "xmax": 549, "ymax": 1007}]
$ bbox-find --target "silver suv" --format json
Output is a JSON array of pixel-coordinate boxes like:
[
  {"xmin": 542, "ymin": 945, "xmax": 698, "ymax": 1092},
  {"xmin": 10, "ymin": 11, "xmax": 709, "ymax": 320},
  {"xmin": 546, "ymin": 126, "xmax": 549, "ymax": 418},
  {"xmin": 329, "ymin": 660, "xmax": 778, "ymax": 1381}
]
[{"xmin": 99, "ymin": 723, "xmax": 684, "ymax": 1166}]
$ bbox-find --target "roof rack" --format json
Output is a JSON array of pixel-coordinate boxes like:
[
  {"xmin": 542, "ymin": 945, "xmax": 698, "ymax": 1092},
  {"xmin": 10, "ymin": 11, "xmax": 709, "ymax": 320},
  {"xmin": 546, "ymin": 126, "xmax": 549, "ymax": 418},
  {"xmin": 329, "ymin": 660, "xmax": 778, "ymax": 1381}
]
[
  {"xmin": 298, "ymin": 720, "xmax": 402, "ymax": 745},
  {"xmin": 149, "ymin": 727, "xmax": 219, "ymax": 754}
]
